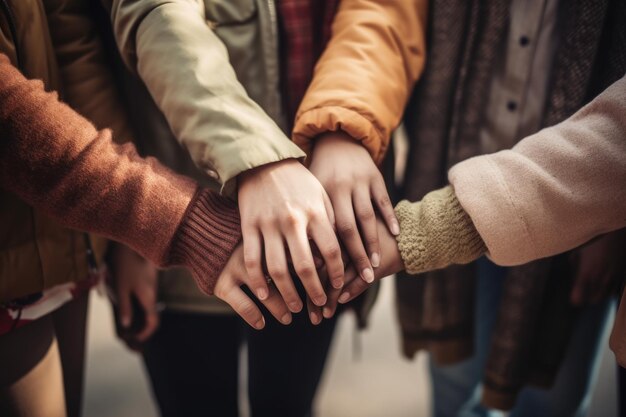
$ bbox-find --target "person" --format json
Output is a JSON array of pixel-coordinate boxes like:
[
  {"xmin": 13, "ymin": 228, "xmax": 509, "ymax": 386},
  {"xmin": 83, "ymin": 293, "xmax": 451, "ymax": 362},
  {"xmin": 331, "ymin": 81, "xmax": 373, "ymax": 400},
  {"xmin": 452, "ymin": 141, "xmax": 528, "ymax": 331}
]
[
  {"xmin": 0, "ymin": 52, "xmax": 295, "ymax": 416},
  {"xmin": 102, "ymin": 1, "xmax": 426, "ymax": 415},
  {"xmin": 0, "ymin": 0, "xmax": 135, "ymax": 414},
  {"xmin": 294, "ymin": 1, "xmax": 626, "ymax": 415},
  {"xmin": 333, "ymin": 73, "xmax": 626, "ymax": 313}
]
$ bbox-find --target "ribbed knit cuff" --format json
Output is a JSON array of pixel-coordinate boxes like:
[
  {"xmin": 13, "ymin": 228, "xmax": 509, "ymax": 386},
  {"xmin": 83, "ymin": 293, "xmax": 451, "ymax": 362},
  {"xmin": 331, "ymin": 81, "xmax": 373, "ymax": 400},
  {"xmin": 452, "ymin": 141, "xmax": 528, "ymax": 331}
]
[
  {"xmin": 169, "ymin": 188, "xmax": 241, "ymax": 295},
  {"xmin": 394, "ymin": 186, "xmax": 486, "ymax": 274}
]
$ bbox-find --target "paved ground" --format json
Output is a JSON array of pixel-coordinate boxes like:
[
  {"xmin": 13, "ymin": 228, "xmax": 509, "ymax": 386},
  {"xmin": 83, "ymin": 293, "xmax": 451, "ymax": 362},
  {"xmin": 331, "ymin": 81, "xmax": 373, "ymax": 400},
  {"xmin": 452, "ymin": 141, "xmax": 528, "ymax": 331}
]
[{"xmin": 82, "ymin": 277, "xmax": 617, "ymax": 417}]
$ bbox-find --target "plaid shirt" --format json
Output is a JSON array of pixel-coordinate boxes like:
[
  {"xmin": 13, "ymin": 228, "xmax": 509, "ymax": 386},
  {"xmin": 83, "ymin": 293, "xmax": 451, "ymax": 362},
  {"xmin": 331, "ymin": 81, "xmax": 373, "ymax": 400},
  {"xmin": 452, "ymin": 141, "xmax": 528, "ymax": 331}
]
[{"xmin": 278, "ymin": 0, "xmax": 339, "ymax": 127}]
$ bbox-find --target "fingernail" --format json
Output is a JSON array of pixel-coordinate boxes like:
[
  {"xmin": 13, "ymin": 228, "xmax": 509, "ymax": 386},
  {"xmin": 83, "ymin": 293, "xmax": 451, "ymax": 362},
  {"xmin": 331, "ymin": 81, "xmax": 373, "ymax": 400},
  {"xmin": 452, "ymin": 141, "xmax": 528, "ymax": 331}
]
[
  {"xmin": 371, "ymin": 252, "xmax": 380, "ymax": 268},
  {"xmin": 338, "ymin": 292, "xmax": 350, "ymax": 303},
  {"xmin": 255, "ymin": 318, "xmax": 265, "ymax": 330},
  {"xmin": 323, "ymin": 307, "xmax": 333, "ymax": 319},
  {"xmin": 332, "ymin": 278, "xmax": 344, "ymax": 289},
  {"xmin": 257, "ymin": 288, "xmax": 268, "ymax": 301},
  {"xmin": 281, "ymin": 313, "xmax": 292, "ymax": 325},
  {"xmin": 289, "ymin": 301, "xmax": 302, "ymax": 312},
  {"xmin": 314, "ymin": 295, "xmax": 327, "ymax": 306},
  {"xmin": 310, "ymin": 311, "xmax": 321, "ymax": 325},
  {"xmin": 121, "ymin": 316, "xmax": 130, "ymax": 328},
  {"xmin": 362, "ymin": 268, "xmax": 375, "ymax": 283},
  {"xmin": 391, "ymin": 220, "xmax": 400, "ymax": 236}
]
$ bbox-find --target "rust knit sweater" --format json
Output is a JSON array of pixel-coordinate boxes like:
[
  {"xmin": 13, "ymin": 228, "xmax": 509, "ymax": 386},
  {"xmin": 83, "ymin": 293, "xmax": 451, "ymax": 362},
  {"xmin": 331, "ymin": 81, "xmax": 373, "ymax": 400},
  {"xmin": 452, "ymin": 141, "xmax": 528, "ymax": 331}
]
[{"xmin": 0, "ymin": 54, "xmax": 240, "ymax": 297}]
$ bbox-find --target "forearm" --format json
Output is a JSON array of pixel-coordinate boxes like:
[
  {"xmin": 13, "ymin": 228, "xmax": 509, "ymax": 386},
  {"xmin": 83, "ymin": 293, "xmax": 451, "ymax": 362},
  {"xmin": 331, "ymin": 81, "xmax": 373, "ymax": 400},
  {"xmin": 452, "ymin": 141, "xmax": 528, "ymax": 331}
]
[
  {"xmin": 293, "ymin": 0, "xmax": 428, "ymax": 164},
  {"xmin": 449, "ymin": 75, "xmax": 626, "ymax": 265},
  {"xmin": 110, "ymin": 0, "xmax": 304, "ymax": 192},
  {"xmin": 0, "ymin": 56, "xmax": 240, "ymax": 292}
]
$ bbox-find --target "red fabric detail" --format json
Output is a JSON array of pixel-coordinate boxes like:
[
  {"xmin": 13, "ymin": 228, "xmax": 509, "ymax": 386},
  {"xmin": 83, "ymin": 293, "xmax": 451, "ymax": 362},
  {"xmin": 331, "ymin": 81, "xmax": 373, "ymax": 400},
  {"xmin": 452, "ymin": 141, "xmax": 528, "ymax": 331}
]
[{"xmin": 278, "ymin": 0, "xmax": 339, "ymax": 126}]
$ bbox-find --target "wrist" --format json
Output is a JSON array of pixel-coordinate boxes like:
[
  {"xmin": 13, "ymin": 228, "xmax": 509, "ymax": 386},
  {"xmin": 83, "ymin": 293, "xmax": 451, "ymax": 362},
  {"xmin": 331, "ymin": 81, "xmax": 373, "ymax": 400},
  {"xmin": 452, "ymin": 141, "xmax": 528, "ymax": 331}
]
[
  {"xmin": 315, "ymin": 130, "xmax": 362, "ymax": 150},
  {"xmin": 394, "ymin": 186, "xmax": 486, "ymax": 274},
  {"xmin": 169, "ymin": 188, "xmax": 242, "ymax": 295},
  {"xmin": 238, "ymin": 158, "xmax": 300, "ymax": 188}
]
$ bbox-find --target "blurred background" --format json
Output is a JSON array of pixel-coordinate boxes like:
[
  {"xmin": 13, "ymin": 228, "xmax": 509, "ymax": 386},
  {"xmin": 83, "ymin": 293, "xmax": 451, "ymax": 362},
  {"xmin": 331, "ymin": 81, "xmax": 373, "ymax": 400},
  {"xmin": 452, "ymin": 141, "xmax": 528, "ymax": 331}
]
[{"xmin": 83, "ymin": 277, "xmax": 617, "ymax": 417}]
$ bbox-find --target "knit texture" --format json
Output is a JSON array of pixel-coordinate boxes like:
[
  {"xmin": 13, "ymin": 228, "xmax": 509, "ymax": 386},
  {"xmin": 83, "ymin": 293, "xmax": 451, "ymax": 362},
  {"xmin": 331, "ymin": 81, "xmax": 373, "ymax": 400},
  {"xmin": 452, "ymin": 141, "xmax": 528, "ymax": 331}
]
[
  {"xmin": 394, "ymin": 186, "xmax": 486, "ymax": 275},
  {"xmin": 0, "ymin": 55, "xmax": 239, "ymax": 298},
  {"xmin": 169, "ymin": 189, "xmax": 241, "ymax": 296}
]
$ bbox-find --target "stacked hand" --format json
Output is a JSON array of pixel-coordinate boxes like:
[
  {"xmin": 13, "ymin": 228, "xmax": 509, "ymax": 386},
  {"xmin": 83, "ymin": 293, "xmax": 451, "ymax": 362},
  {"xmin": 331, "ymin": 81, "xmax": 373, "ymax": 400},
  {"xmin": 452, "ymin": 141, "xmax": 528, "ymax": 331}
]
[
  {"xmin": 228, "ymin": 132, "xmax": 401, "ymax": 326},
  {"xmin": 110, "ymin": 133, "xmax": 403, "ymax": 336}
]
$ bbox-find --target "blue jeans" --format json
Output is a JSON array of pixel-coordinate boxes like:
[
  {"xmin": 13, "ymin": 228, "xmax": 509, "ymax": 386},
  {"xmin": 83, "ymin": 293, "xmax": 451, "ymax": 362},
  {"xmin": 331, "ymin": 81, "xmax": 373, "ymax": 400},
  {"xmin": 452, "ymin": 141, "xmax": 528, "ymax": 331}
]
[{"xmin": 430, "ymin": 258, "xmax": 616, "ymax": 417}]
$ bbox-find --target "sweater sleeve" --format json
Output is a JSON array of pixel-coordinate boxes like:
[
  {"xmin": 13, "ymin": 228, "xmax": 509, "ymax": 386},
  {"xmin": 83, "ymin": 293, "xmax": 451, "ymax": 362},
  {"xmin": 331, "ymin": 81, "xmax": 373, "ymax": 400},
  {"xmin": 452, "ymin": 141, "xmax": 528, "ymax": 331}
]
[
  {"xmin": 0, "ymin": 55, "xmax": 240, "ymax": 295},
  {"xmin": 449, "ymin": 74, "xmax": 626, "ymax": 266},
  {"xmin": 394, "ymin": 186, "xmax": 486, "ymax": 274},
  {"xmin": 292, "ymin": 0, "xmax": 428, "ymax": 164}
]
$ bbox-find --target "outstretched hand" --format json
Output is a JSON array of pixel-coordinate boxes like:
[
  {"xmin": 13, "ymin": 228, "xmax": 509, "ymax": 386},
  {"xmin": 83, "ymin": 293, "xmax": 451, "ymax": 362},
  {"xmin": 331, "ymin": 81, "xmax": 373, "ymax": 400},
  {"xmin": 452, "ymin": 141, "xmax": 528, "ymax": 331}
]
[
  {"xmin": 323, "ymin": 217, "xmax": 404, "ymax": 318},
  {"xmin": 309, "ymin": 132, "xmax": 399, "ymax": 286},
  {"xmin": 238, "ymin": 159, "xmax": 344, "ymax": 314},
  {"xmin": 214, "ymin": 243, "xmax": 293, "ymax": 329}
]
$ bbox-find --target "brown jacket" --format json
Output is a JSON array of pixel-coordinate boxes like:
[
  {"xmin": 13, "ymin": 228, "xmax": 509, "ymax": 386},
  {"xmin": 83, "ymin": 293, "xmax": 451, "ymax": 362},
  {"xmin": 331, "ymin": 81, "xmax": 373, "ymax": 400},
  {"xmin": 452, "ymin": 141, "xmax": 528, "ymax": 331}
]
[
  {"xmin": 0, "ymin": 0, "xmax": 133, "ymax": 300},
  {"xmin": 0, "ymin": 54, "xmax": 241, "ymax": 301}
]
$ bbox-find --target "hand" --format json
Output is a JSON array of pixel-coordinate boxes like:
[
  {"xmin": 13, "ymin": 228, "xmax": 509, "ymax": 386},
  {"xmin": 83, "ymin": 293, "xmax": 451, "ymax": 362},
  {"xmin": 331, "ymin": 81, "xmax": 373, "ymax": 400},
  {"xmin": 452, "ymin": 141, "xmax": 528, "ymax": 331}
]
[
  {"xmin": 238, "ymin": 158, "xmax": 344, "ymax": 313},
  {"xmin": 214, "ymin": 243, "xmax": 293, "ymax": 329},
  {"xmin": 323, "ymin": 216, "xmax": 404, "ymax": 318},
  {"xmin": 570, "ymin": 230, "xmax": 626, "ymax": 306},
  {"xmin": 309, "ymin": 132, "xmax": 399, "ymax": 286},
  {"xmin": 108, "ymin": 244, "xmax": 159, "ymax": 347}
]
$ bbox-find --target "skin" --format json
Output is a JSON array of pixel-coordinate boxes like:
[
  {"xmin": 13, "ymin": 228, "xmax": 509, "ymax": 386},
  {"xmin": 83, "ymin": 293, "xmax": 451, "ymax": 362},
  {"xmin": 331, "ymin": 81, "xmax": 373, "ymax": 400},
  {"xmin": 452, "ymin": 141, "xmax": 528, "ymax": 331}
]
[
  {"xmin": 213, "ymin": 244, "xmax": 293, "ymax": 329},
  {"xmin": 111, "ymin": 244, "xmax": 293, "ymax": 341},
  {"xmin": 323, "ymin": 217, "xmax": 404, "ymax": 318},
  {"xmin": 238, "ymin": 159, "xmax": 344, "ymax": 313},
  {"xmin": 109, "ymin": 244, "xmax": 160, "ymax": 344},
  {"xmin": 309, "ymin": 132, "xmax": 399, "ymax": 286}
]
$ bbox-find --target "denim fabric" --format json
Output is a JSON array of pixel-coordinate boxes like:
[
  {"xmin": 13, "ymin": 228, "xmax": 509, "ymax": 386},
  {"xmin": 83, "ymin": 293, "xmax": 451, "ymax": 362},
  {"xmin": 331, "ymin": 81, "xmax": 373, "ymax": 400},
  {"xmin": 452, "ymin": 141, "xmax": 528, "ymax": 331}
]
[{"xmin": 430, "ymin": 257, "xmax": 615, "ymax": 417}]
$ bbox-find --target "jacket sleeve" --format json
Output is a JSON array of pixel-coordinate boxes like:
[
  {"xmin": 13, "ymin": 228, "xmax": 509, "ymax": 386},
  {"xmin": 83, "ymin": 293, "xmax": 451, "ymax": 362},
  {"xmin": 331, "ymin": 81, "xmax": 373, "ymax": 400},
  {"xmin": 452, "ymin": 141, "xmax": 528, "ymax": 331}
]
[
  {"xmin": 43, "ymin": 0, "xmax": 134, "ymax": 144},
  {"xmin": 0, "ymin": 55, "xmax": 241, "ymax": 295},
  {"xmin": 292, "ymin": 0, "xmax": 428, "ymax": 164},
  {"xmin": 449, "ymin": 74, "xmax": 626, "ymax": 266},
  {"xmin": 108, "ymin": 0, "xmax": 305, "ymax": 193}
]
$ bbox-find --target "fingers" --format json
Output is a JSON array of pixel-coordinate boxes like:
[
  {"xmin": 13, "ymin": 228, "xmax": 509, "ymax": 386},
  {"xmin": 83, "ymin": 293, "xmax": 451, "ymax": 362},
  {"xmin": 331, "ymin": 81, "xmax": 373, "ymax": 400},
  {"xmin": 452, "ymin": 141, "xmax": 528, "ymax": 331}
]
[
  {"xmin": 323, "ymin": 191, "xmax": 336, "ymax": 228},
  {"xmin": 307, "ymin": 296, "xmax": 323, "ymax": 325},
  {"xmin": 338, "ymin": 266, "xmax": 371, "ymax": 304},
  {"xmin": 117, "ymin": 286, "xmax": 132, "ymax": 329},
  {"xmin": 309, "ymin": 215, "xmax": 344, "ymax": 290},
  {"xmin": 371, "ymin": 179, "xmax": 400, "ymax": 236},
  {"xmin": 260, "ymin": 284, "xmax": 293, "ymax": 325},
  {"xmin": 242, "ymin": 228, "xmax": 269, "ymax": 301},
  {"xmin": 284, "ymin": 220, "xmax": 327, "ymax": 307},
  {"xmin": 322, "ymin": 285, "xmax": 343, "ymax": 319},
  {"xmin": 353, "ymin": 186, "xmax": 380, "ymax": 268},
  {"xmin": 135, "ymin": 290, "xmax": 159, "ymax": 342},
  {"xmin": 333, "ymin": 195, "xmax": 375, "ymax": 284},
  {"xmin": 221, "ymin": 284, "xmax": 266, "ymax": 330},
  {"xmin": 263, "ymin": 231, "xmax": 303, "ymax": 313}
]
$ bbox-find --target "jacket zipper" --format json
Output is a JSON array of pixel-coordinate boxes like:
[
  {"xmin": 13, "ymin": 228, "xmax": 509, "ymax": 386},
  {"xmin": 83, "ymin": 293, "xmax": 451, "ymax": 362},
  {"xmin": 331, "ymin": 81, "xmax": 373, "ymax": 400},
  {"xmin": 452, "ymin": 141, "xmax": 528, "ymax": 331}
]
[{"xmin": 0, "ymin": 0, "xmax": 22, "ymax": 70}]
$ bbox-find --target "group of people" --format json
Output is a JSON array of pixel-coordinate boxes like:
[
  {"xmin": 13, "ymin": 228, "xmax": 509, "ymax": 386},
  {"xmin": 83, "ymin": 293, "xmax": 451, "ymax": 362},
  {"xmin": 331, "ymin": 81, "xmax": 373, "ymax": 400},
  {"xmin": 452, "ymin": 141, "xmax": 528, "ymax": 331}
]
[{"xmin": 0, "ymin": 0, "xmax": 625, "ymax": 416}]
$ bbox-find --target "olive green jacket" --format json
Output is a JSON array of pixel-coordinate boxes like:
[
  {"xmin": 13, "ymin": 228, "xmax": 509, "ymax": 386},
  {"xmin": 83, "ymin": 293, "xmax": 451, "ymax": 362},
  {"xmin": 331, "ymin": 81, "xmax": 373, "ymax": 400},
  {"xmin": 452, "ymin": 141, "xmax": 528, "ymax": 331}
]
[
  {"xmin": 108, "ymin": 0, "xmax": 305, "ymax": 195},
  {"xmin": 105, "ymin": 0, "xmax": 306, "ymax": 313}
]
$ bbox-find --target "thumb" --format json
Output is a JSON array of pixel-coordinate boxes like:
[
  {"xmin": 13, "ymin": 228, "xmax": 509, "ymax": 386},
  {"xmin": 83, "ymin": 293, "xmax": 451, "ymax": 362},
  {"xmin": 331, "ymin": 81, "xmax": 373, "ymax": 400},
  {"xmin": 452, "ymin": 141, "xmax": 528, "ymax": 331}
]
[{"xmin": 118, "ymin": 288, "xmax": 133, "ymax": 328}]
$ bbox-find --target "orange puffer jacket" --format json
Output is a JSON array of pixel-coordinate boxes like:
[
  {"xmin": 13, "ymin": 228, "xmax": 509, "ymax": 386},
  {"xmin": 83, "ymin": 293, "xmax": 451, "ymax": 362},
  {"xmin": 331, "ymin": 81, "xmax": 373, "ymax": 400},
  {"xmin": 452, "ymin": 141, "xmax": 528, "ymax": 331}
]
[{"xmin": 292, "ymin": 0, "xmax": 428, "ymax": 165}]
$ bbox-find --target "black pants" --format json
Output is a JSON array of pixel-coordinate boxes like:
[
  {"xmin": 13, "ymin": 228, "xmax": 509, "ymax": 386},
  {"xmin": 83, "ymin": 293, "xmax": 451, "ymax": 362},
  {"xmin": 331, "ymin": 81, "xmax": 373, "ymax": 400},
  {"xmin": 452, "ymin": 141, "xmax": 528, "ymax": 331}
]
[{"xmin": 142, "ymin": 307, "xmax": 337, "ymax": 417}]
